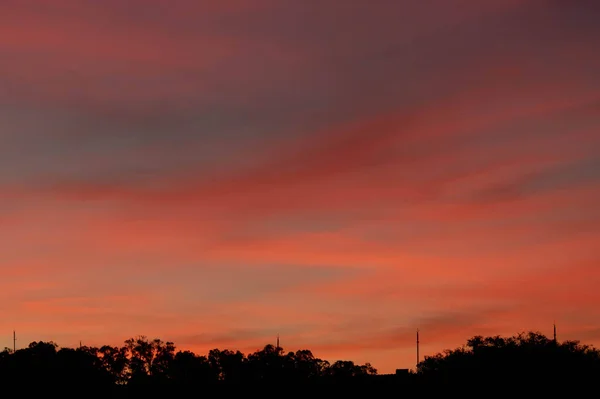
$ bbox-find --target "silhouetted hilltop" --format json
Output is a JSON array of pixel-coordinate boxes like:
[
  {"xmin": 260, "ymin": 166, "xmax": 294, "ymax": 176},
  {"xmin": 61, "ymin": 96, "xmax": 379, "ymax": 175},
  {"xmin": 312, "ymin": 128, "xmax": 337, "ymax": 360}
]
[{"xmin": 1, "ymin": 331, "xmax": 598, "ymax": 396}]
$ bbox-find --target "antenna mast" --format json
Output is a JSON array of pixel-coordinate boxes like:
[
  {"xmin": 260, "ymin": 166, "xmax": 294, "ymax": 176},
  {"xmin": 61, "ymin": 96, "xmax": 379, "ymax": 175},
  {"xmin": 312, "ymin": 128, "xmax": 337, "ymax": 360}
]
[
  {"xmin": 416, "ymin": 329, "xmax": 420, "ymax": 368},
  {"xmin": 13, "ymin": 330, "xmax": 16, "ymax": 353}
]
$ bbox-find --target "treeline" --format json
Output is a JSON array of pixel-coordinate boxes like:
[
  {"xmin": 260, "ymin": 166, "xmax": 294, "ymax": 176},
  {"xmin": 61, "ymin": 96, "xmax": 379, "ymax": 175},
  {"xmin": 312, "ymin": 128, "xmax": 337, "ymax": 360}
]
[
  {"xmin": 1, "ymin": 331, "xmax": 599, "ymax": 395},
  {"xmin": 418, "ymin": 331, "xmax": 600, "ymax": 388},
  {"xmin": 0, "ymin": 336, "xmax": 376, "ymax": 394}
]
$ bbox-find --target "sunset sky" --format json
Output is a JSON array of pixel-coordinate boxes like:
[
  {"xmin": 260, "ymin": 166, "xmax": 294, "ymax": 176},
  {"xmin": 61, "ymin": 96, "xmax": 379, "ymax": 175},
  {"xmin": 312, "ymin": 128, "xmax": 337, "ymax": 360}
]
[{"xmin": 1, "ymin": 1, "xmax": 599, "ymax": 373}]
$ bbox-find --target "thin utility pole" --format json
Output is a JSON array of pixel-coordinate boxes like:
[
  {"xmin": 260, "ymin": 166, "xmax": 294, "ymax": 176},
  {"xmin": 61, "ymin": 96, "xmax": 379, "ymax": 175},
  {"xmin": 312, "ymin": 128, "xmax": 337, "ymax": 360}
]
[{"xmin": 13, "ymin": 330, "xmax": 16, "ymax": 353}]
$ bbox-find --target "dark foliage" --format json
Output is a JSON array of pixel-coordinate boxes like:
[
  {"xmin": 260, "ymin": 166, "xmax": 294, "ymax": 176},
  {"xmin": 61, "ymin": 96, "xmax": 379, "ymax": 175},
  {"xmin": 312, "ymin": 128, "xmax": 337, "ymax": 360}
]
[
  {"xmin": 1, "ymin": 331, "xmax": 598, "ymax": 397},
  {"xmin": 416, "ymin": 331, "xmax": 600, "ymax": 393}
]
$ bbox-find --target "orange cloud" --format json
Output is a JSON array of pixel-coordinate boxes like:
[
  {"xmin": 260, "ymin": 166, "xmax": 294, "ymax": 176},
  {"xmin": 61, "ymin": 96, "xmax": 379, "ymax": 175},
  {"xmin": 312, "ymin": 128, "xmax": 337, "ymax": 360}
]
[{"xmin": 1, "ymin": 0, "xmax": 599, "ymax": 374}]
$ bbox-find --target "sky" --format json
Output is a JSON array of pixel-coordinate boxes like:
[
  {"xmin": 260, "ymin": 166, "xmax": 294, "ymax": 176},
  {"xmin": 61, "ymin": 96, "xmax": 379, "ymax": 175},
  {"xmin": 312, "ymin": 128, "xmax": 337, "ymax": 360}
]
[{"xmin": 1, "ymin": 0, "xmax": 599, "ymax": 373}]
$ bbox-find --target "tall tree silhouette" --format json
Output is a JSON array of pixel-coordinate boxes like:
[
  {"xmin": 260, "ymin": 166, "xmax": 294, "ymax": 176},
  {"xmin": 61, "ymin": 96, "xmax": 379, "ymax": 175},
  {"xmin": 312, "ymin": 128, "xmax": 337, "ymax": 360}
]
[{"xmin": 123, "ymin": 336, "xmax": 175, "ymax": 385}]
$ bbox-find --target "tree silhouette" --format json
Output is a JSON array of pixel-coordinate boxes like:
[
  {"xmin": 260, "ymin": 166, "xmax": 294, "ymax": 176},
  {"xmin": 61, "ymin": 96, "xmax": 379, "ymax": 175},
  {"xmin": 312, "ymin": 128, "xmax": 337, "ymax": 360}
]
[
  {"xmin": 123, "ymin": 336, "xmax": 176, "ymax": 386},
  {"xmin": 170, "ymin": 350, "xmax": 214, "ymax": 386},
  {"xmin": 0, "ymin": 330, "xmax": 598, "ymax": 395},
  {"xmin": 207, "ymin": 348, "xmax": 246, "ymax": 383},
  {"xmin": 95, "ymin": 344, "xmax": 129, "ymax": 384},
  {"xmin": 417, "ymin": 331, "xmax": 600, "ymax": 391}
]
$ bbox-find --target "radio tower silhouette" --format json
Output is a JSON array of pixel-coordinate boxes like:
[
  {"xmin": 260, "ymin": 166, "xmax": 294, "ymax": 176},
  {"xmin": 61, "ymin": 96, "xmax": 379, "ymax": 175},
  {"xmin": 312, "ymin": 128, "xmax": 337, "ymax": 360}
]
[
  {"xmin": 416, "ymin": 329, "xmax": 420, "ymax": 368},
  {"xmin": 13, "ymin": 330, "xmax": 16, "ymax": 353}
]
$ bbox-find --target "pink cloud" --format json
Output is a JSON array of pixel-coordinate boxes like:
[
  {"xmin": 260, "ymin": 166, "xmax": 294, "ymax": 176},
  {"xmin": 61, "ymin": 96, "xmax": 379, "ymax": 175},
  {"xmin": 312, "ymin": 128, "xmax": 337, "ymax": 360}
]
[{"xmin": 1, "ymin": 0, "xmax": 599, "ymax": 374}]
